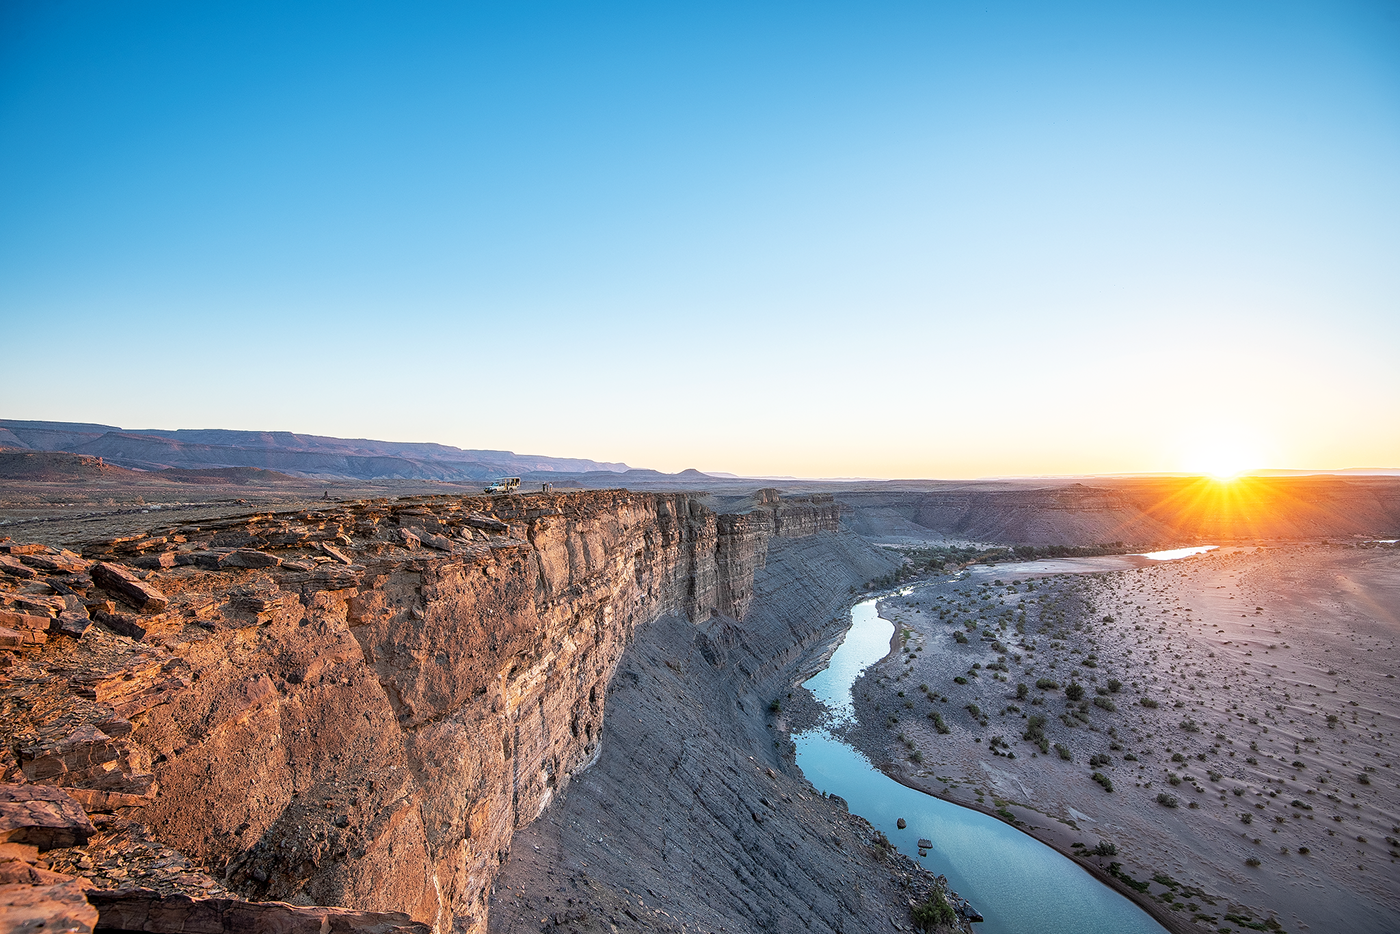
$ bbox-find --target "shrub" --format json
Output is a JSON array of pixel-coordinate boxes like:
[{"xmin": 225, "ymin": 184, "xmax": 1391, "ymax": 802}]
[
  {"xmin": 1054, "ymin": 743, "xmax": 1072, "ymax": 761},
  {"xmin": 965, "ymin": 703, "xmax": 981, "ymax": 719},
  {"xmin": 1245, "ymin": 857, "xmax": 1261, "ymax": 867},
  {"xmin": 953, "ymin": 676, "xmax": 968, "ymax": 685},
  {"xmin": 1139, "ymin": 697, "xmax": 1159, "ymax": 709},
  {"xmin": 1092, "ymin": 771, "xmax": 1114, "ymax": 792},
  {"xmin": 1092, "ymin": 840, "xmax": 1117, "ymax": 856},
  {"xmin": 911, "ymin": 890, "xmax": 957, "ymax": 931},
  {"xmin": 1016, "ymin": 683, "xmax": 1029, "ymax": 700},
  {"xmin": 1093, "ymin": 696, "xmax": 1117, "ymax": 712},
  {"xmin": 1036, "ymin": 678, "xmax": 1060, "ymax": 691},
  {"xmin": 1089, "ymin": 753, "xmax": 1111, "ymax": 767},
  {"xmin": 1179, "ymin": 719, "xmax": 1200, "ymax": 733},
  {"xmin": 1065, "ymin": 682, "xmax": 1085, "ymax": 701},
  {"xmin": 769, "ymin": 698, "xmax": 782, "ymax": 713},
  {"xmin": 954, "ymin": 632, "xmax": 969, "ymax": 644},
  {"xmin": 929, "ymin": 711, "xmax": 950, "ymax": 734},
  {"xmin": 1156, "ymin": 793, "xmax": 1179, "ymax": 808},
  {"xmin": 1107, "ymin": 678, "xmax": 1122, "ymax": 693},
  {"xmin": 1358, "ymin": 773, "xmax": 1371, "ymax": 785}
]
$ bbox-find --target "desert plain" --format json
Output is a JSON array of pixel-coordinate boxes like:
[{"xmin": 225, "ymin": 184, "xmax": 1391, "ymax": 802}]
[{"xmin": 835, "ymin": 541, "xmax": 1400, "ymax": 933}]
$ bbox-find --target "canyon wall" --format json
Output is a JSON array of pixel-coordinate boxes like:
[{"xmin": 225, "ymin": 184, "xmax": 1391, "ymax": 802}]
[
  {"xmin": 836, "ymin": 476, "xmax": 1400, "ymax": 546},
  {"xmin": 1, "ymin": 490, "xmax": 839, "ymax": 933}
]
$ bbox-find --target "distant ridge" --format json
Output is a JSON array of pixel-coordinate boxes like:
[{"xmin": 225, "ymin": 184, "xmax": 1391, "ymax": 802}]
[{"xmin": 0, "ymin": 419, "xmax": 634, "ymax": 482}]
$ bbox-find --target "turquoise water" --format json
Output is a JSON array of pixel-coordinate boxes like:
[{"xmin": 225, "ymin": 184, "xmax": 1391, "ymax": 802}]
[{"xmin": 795, "ymin": 595, "xmax": 1166, "ymax": 934}]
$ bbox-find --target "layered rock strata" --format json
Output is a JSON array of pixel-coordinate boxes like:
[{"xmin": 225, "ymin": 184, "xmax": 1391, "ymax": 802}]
[{"xmin": 0, "ymin": 490, "xmax": 841, "ymax": 932}]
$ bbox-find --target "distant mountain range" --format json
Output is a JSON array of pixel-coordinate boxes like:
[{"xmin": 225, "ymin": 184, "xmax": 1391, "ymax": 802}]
[{"xmin": 0, "ymin": 419, "xmax": 636, "ymax": 482}]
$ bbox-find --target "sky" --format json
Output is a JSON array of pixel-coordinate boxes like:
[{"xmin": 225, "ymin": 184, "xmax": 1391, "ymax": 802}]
[{"xmin": 2, "ymin": 1, "xmax": 1397, "ymax": 479}]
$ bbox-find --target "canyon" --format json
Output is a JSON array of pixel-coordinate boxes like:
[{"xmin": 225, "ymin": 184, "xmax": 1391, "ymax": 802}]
[{"xmin": 1, "ymin": 489, "xmax": 968, "ymax": 934}]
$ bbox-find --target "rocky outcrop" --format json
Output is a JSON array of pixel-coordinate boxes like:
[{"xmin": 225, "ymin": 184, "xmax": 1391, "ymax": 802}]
[{"xmin": 0, "ymin": 490, "xmax": 838, "ymax": 933}]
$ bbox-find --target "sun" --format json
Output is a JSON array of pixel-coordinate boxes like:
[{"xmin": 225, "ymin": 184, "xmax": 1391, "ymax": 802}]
[{"xmin": 1183, "ymin": 445, "xmax": 1258, "ymax": 481}]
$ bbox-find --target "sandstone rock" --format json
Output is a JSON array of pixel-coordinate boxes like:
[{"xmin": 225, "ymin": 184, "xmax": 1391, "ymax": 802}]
[
  {"xmin": 53, "ymin": 611, "xmax": 91, "ymax": 639},
  {"xmin": 91, "ymin": 563, "xmax": 168, "ymax": 614},
  {"xmin": 0, "ymin": 860, "xmax": 77, "ymax": 886},
  {"xmin": 60, "ymin": 788, "xmax": 153, "ymax": 813},
  {"xmin": 464, "ymin": 512, "xmax": 508, "ymax": 533},
  {"xmin": 0, "ymin": 556, "xmax": 37, "ymax": 579},
  {"xmin": 0, "ymin": 879, "xmax": 97, "ymax": 934},
  {"xmin": 0, "ymin": 627, "xmax": 25, "ymax": 649},
  {"xmin": 0, "ymin": 610, "xmax": 49, "ymax": 633},
  {"xmin": 396, "ymin": 528, "xmax": 421, "ymax": 548},
  {"xmin": 318, "ymin": 543, "xmax": 354, "ymax": 565},
  {"xmin": 219, "ymin": 549, "xmax": 282, "ymax": 569},
  {"xmin": 94, "ymin": 610, "xmax": 147, "ymax": 641},
  {"xmin": 19, "ymin": 552, "xmax": 92, "ymax": 575},
  {"xmin": 417, "ymin": 531, "xmax": 456, "ymax": 552},
  {"xmin": 87, "ymin": 889, "xmax": 431, "ymax": 934},
  {"xmin": 0, "ymin": 784, "xmax": 95, "ymax": 850},
  {"xmin": 8, "ymin": 594, "xmax": 64, "ymax": 617},
  {"xmin": 131, "ymin": 553, "xmax": 178, "ymax": 570}
]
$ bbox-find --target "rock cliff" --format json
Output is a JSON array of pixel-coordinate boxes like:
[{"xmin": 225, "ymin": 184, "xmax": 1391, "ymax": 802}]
[{"xmin": 1, "ymin": 490, "xmax": 843, "ymax": 933}]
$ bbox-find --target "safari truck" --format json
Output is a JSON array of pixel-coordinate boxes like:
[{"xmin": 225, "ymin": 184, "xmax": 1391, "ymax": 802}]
[{"xmin": 483, "ymin": 477, "xmax": 521, "ymax": 494}]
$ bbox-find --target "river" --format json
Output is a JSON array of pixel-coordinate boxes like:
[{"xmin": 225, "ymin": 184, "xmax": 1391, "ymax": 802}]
[{"xmin": 794, "ymin": 595, "xmax": 1168, "ymax": 934}]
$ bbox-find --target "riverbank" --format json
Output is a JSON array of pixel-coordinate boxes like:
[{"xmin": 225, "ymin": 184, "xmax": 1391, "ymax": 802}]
[{"xmin": 833, "ymin": 543, "xmax": 1400, "ymax": 934}]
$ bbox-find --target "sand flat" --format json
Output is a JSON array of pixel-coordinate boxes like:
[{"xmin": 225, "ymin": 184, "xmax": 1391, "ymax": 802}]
[{"xmin": 839, "ymin": 543, "xmax": 1400, "ymax": 934}]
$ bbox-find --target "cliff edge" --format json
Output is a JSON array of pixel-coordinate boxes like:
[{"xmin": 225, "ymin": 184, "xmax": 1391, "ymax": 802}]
[{"xmin": 1, "ymin": 490, "xmax": 966, "ymax": 934}]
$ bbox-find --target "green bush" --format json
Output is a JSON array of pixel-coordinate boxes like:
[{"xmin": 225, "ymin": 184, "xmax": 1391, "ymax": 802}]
[
  {"xmin": 1015, "ymin": 682, "xmax": 1029, "ymax": 700},
  {"xmin": 1036, "ymin": 678, "xmax": 1060, "ymax": 691},
  {"xmin": 1156, "ymin": 793, "xmax": 1179, "ymax": 808},
  {"xmin": 1092, "ymin": 771, "xmax": 1114, "ymax": 792},
  {"xmin": 1106, "ymin": 678, "xmax": 1122, "ymax": 693},
  {"xmin": 910, "ymin": 889, "xmax": 957, "ymax": 931},
  {"xmin": 1093, "ymin": 696, "xmax": 1117, "ymax": 712},
  {"xmin": 1054, "ymin": 743, "xmax": 1072, "ymax": 761},
  {"xmin": 1065, "ymin": 683, "xmax": 1085, "ymax": 701},
  {"xmin": 929, "ymin": 711, "xmax": 950, "ymax": 734},
  {"xmin": 1139, "ymin": 697, "xmax": 1159, "ymax": 709},
  {"xmin": 953, "ymin": 676, "xmax": 968, "ymax": 685}
]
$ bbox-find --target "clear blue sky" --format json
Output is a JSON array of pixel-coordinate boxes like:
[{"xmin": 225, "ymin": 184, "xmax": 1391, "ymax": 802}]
[{"xmin": 2, "ymin": 1, "xmax": 1397, "ymax": 477}]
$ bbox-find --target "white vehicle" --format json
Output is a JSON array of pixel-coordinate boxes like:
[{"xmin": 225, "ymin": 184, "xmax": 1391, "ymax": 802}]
[{"xmin": 483, "ymin": 477, "xmax": 521, "ymax": 494}]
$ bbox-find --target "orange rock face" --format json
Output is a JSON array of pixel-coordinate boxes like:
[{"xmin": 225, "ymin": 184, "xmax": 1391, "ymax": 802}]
[{"xmin": 0, "ymin": 490, "xmax": 837, "ymax": 933}]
